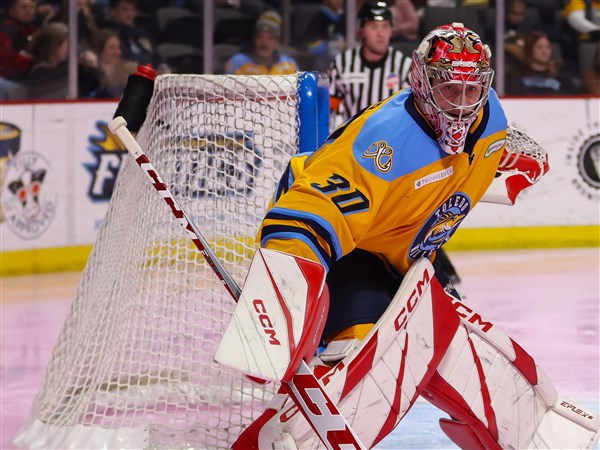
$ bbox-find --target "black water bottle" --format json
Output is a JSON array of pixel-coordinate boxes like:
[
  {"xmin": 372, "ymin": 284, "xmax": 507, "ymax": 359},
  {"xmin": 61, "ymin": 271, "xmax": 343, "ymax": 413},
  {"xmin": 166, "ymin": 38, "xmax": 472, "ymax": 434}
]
[{"xmin": 113, "ymin": 64, "xmax": 157, "ymax": 132}]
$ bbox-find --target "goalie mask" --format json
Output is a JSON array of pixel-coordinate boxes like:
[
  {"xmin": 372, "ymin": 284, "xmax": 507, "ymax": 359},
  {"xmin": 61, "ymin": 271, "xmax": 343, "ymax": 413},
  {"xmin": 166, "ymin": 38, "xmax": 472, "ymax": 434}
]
[{"xmin": 411, "ymin": 23, "xmax": 494, "ymax": 155}]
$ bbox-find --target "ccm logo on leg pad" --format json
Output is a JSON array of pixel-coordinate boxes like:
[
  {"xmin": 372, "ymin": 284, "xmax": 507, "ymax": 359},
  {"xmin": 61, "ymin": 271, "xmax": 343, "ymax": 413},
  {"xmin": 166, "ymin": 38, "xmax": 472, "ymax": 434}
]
[{"xmin": 394, "ymin": 268, "xmax": 431, "ymax": 331}]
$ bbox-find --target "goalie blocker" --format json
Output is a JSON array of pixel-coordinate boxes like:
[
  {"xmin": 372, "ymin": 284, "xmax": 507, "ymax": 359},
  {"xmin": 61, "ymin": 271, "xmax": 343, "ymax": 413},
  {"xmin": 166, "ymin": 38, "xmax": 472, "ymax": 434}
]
[{"xmin": 219, "ymin": 253, "xmax": 599, "ymax": 449}]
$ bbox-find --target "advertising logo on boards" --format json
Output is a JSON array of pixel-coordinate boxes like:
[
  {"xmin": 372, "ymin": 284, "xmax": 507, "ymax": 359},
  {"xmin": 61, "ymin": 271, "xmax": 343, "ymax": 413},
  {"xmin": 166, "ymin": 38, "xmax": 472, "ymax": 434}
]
[
  {"xmin": 565, "ymin": 123, "xmax": 599, "ymax": 202},
  {"xmin": 85, "ymin": 121, "xmax": 127, "ymax": 201},
  {"xmin": 3, "ymin": 149, "xmax": 57, "ymax": 239}
]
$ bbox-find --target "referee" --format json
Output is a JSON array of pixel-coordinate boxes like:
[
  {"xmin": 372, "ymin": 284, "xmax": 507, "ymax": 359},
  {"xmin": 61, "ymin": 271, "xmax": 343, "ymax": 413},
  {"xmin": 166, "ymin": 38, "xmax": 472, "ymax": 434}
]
[{"xmin": 328, "ymin": 1, "xmax": 412, "ymax": 125}]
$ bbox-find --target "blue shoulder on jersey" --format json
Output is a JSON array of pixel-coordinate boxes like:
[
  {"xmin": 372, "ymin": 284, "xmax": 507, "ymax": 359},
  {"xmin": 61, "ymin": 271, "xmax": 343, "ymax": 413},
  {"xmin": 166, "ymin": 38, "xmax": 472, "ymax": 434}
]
[
  {"xmin": 352, "ymin": 90, "xmax": 446, "ymax": 182},
  {"xmin": 480, "ymin": 88, "xmax": 508, "ymax": 139}
]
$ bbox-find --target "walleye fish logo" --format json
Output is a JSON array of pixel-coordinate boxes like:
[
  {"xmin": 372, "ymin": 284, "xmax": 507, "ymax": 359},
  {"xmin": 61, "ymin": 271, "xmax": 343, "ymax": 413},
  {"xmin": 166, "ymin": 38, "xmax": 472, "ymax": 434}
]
[
  {"xmin": 409, "ymin": 192, "xmax": 471, "ymax": 259},
  {"xmin": 423, "ymin": 210, "xmax": 466, "ymax": 245}
]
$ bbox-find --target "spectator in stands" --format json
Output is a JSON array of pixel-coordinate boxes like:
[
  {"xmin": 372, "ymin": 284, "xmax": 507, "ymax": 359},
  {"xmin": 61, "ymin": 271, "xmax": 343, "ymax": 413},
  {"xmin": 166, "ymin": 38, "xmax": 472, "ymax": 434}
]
[
  {"xmin": 23, "ymin": 22, "xmax": 100, "ymax": 98},
  {"xmin": 34, "ymin": 0, "xmax": 60, "ymax": 26},
  {"xmin": 505, "ymin": 31, "xmax": 578, "ymax": 95},
  {"xmin": 224, "ymin": 10, "xmax": 298, "ymax": 75},
  {"xmin": 581, "ymin": 41, "xmax": 600, "ymax": 94},
  {"xmin": 492, "ymin": 0, "xmax": 553, "ymax": 72},
  {"xmin": 100, "ymin": 0, "xmax": 157, "ymax": 66},
  {"xmin": 21, "ymin": 21, "xmax": 69, "ymax": 98},
  {"xmin": 88, "ymin": 28, "xmax": 137, "ymax": 97},
  {"xmin": 303, "ymin": 0, "xmax": 346, "ymax": 72},
  {"xmin": 46, "ymin": 0, "xmax": 101, "ymax": 48},
  {"xmin": 563, "ymin": 0, "xmax": 600, "ymax": 42},
  {"xmin": 562, "ymin": 0, "xmax": 600, "ymax": 82},
  {"xmin": 0, "ymin": 0, "xmax": 38, "ymax": 94},
  {"xmin": 388, "ymin": 0, "xmax": 419, "ymax": 42},
  {"xmin": 502, "ymin": 0, "xmax": 544, "ymax": 43}
]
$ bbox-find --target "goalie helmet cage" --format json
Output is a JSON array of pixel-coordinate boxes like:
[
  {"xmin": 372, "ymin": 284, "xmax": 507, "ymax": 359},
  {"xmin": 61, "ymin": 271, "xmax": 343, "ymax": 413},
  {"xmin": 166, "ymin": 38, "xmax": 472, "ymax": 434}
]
[{"xmin": 14, "ymin": 72, "xmax": 329, "ymax": 450}]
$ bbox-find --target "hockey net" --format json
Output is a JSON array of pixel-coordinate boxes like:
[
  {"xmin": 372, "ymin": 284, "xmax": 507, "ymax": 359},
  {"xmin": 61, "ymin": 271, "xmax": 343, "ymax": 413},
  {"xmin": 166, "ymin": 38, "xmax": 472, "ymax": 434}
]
[{"xmin": 14, "ymin": 74, "xmax": 305, "ymax": 449}]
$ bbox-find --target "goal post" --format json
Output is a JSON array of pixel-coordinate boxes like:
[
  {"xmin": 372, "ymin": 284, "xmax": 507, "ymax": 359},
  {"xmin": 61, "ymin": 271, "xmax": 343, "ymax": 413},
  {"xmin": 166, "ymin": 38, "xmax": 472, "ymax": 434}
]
[{"xmin": 14, "ymin": 72, "xmax": 330, "ymax": 450}]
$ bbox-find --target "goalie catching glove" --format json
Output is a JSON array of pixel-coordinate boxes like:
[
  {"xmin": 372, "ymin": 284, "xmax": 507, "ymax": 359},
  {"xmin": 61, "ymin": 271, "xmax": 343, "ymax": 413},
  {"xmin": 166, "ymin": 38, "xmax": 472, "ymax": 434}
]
[{"xmin": 481, "ymin": 125, "xmax": 550, "ymax": 205}]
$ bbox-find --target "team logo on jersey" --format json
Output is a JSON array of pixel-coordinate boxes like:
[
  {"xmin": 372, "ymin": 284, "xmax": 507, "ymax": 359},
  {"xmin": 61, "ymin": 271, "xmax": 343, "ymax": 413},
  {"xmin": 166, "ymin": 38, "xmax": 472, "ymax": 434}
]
[
  {"xmin": 385, "ymin": 73, "xmax": 400, "ymax": 91},
  {"xmin": 3, "ymin": 150, "xmax": 56, "ymax": 239},
  {"xmin": 566, "ymin": 124, "xmax": 599, "ymax": 201},
  {"xmin": 485, "ymin": 138, "xmax": 505, "ymax": 157},
  {"xmin": 363, "ymin": 140, "xmax": 393, "ymax": 173},
  {"xmin": 409, "ymin": 193, "xmax": 471, "ymax": 259},
  {"xmin": 84, "ymin": 121, "xmax": 127, "ymax": 201}
]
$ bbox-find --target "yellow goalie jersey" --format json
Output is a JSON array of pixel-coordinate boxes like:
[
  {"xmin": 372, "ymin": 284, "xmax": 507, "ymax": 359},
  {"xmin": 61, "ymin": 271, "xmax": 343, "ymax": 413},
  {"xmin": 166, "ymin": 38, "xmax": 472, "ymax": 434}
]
[{"xmin": 258, "ymin": 88, "xmax": 507, "ymax": 276}]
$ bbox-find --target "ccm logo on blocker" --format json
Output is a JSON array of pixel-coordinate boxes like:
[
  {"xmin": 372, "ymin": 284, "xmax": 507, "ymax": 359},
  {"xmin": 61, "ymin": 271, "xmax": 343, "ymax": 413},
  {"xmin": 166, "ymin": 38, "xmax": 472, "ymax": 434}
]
[{"xmin": 252, "ymin": 299, "xmax": 281, "ymax": 345}]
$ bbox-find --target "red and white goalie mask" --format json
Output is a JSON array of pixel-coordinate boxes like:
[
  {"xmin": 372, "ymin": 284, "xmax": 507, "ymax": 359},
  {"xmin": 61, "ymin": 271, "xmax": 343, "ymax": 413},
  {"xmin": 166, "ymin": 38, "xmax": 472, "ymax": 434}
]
[{"xmin": 411, "ymin": 23, "xmax": 494, "ymax": 155}]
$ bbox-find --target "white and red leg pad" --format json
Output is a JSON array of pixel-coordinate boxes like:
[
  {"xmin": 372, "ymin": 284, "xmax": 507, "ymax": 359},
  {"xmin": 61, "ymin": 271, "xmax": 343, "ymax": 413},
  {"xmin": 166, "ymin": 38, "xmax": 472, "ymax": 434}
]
[
  {"xmin": 233, "ymin": 257, "xmax": 461, "ymax": 449},
  {"xmin": 214, "ymin": 248, "xmax": 329, "ymax": 383},
  {"xmin": 422, "ymin": 297, "xmax": 600, "ymax": 449}
]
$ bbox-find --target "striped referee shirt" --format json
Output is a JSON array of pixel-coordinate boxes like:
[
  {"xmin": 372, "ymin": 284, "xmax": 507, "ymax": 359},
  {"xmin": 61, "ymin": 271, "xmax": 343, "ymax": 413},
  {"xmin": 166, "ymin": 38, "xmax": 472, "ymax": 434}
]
[{"xmin": 329, "ymin": 46, "xmax": 412, "ymax": 121}]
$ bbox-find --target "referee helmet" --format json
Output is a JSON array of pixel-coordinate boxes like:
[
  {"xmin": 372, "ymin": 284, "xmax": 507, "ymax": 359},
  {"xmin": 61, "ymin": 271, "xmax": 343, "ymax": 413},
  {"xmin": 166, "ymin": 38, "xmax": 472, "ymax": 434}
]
[{"xmin": 358, "ymin": 1, "xmax": 393, "ymax": 27}]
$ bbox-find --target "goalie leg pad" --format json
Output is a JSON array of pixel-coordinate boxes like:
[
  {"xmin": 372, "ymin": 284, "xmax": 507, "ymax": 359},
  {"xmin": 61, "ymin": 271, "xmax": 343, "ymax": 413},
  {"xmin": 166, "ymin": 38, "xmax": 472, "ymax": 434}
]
[
  {"xmin": 233, "ymin": 257, "xmax": 461, "ymax": 449},
  {"xmin": 422, "ymin": 297, "xmax": 600, "ymax": 449}
]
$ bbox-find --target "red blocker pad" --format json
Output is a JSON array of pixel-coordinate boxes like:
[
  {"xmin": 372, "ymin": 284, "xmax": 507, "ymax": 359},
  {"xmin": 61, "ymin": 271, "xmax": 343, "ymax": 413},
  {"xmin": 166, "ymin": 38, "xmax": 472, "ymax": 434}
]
[
  {"xmin": 238, "ymin": 257, "xmax": 461, "ymax": 449},
  {"xmin": 214, "ymin": 248, "xmax": 329, "ymax": 383}
]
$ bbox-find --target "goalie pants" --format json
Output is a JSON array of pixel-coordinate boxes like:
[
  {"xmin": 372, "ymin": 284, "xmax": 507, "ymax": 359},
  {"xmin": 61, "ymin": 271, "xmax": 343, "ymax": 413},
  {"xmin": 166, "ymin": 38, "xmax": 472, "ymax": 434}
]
[{"xmin": 323, "ymin": 248, "xmax": 456, "ymax": 339}]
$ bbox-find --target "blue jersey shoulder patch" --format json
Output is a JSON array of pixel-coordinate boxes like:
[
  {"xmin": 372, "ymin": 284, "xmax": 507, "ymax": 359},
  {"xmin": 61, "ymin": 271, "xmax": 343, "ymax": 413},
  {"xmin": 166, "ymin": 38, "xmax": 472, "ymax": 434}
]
[{"xmin": 352, "ymin": 90, "xmax": 445, "ymax": 182}]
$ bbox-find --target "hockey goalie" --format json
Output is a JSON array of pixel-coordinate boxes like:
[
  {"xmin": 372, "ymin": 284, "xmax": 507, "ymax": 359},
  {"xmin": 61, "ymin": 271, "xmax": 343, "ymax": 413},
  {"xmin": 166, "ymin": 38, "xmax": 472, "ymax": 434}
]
[{"xmin": 214, "ymin": 23, "xmax": 599, "ymax": 449}]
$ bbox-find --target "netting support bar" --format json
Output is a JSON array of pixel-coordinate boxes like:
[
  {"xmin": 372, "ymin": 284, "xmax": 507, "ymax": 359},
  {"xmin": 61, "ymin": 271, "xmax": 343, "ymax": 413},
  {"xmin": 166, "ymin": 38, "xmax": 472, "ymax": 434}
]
[{"xmin": 297, "ymin": 72, "xmax": 330, "ymax": 154}]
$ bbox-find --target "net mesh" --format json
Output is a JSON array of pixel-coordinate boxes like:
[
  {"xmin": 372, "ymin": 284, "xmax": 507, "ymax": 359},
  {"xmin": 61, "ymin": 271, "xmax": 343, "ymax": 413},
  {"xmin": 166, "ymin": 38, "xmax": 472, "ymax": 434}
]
[{"xmin": 18, "ymin": 74, "xmax": 302, "ymax": 449}]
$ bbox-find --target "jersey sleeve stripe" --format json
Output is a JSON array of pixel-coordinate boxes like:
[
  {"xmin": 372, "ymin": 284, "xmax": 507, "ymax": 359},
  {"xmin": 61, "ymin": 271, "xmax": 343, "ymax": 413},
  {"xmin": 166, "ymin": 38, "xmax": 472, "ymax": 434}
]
[
  {"xmin": 264, "ymin": 207, "xmax": 343, "ymax": 261},
  {"xmin": 259, "ymin": 225, "xmax": 334, "ymax": 271},
  {"xmin": 273, "ymin": 163, "xmax": 293, "ymax": 203}
]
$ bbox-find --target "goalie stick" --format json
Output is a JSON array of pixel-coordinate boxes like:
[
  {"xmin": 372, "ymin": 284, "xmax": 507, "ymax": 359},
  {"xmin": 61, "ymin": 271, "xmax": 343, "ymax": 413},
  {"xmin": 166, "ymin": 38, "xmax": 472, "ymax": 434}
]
[
  {"xmin": 108, "ymin": 116, "xmax": 366, "ymax": 450},
  {"xmin": 109, "ymin": 116, "xmax": 240, "ymax": 300}
]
